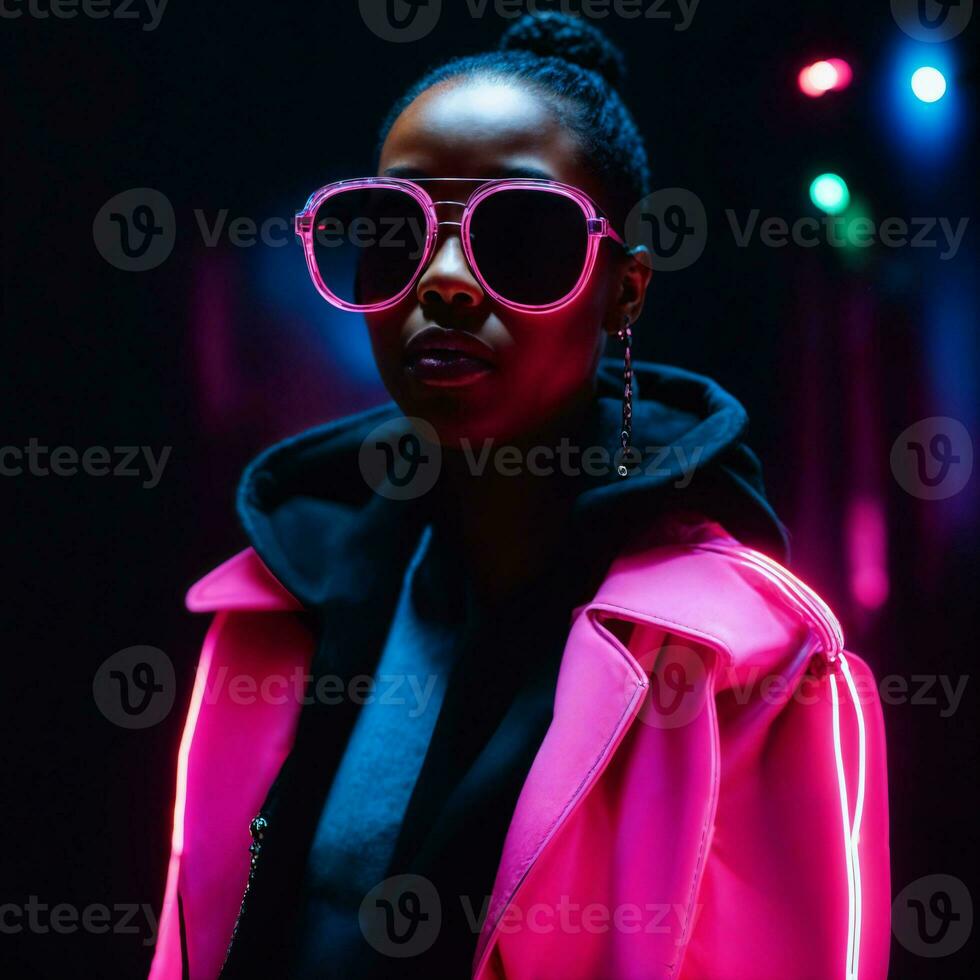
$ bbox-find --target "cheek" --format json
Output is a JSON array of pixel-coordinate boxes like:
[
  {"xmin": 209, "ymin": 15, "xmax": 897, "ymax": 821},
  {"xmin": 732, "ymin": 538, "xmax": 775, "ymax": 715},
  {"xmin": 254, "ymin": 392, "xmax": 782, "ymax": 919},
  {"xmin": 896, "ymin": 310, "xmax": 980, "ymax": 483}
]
[
  {"xmin": 503, "ymin": 277, "xmax": 609, "ymax": 390},
  {"xmin": 364, "ymin": 308, "xmax": 410, "ymax": 386}
]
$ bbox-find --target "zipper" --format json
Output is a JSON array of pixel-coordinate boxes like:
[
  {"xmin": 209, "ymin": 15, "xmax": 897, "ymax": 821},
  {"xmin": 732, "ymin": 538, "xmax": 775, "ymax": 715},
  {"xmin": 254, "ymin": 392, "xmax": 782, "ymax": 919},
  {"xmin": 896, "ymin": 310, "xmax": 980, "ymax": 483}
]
[{"xmin": 220, "ymin": 812, "xmax": 268, "ymax": 975}]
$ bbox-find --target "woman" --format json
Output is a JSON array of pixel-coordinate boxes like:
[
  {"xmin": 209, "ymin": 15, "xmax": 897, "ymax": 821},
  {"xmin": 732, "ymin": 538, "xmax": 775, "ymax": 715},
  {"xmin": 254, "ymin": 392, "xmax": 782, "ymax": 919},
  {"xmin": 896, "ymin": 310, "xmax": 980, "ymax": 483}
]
[{"xmin": 151, "ymin": 13, "xmax": 889, "ymax": 979}]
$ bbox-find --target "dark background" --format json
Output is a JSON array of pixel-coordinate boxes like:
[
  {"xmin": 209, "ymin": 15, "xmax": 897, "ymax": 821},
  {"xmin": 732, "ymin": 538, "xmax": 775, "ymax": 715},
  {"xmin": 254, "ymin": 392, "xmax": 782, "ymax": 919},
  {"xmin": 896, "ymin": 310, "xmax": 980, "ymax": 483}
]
[{"xmin": 4, "ymin": 2, "xmax": 977, "ymax": 976}]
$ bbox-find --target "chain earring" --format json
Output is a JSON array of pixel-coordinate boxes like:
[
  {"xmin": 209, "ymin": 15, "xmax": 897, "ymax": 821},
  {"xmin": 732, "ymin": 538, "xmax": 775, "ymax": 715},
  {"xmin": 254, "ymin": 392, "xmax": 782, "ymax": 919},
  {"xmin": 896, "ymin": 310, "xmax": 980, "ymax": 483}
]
[{"xmin": 616, "ymin": 315, "xmax": 633, "ymax": 477}]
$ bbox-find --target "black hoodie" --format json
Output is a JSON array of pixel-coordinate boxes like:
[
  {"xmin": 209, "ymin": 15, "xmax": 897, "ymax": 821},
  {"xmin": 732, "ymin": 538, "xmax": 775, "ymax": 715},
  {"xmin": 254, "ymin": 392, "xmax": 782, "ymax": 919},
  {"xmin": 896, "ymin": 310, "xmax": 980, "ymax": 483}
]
[{"xmin": 221, "ymin": 357, "xmax": 788, "ymax": 978}]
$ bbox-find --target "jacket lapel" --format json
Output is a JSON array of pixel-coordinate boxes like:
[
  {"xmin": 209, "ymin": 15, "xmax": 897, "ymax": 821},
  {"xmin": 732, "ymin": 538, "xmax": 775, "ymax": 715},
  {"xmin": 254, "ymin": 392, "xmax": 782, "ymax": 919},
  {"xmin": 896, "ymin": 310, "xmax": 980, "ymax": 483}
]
[
  {"xmin": 472, "ymin": 596, "xmax": 650, "ymax": 972},
  {"xmin": 471, "ymin": 529, "xmax": 814, "ymax": 975}
]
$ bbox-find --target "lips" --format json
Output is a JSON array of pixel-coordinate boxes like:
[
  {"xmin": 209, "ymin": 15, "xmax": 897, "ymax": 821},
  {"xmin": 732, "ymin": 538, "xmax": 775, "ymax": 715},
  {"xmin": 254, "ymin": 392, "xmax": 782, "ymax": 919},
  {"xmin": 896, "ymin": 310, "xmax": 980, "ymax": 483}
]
[{"xmin": 403, "ymin": 327, "xmax": 497, "ymax": 387}]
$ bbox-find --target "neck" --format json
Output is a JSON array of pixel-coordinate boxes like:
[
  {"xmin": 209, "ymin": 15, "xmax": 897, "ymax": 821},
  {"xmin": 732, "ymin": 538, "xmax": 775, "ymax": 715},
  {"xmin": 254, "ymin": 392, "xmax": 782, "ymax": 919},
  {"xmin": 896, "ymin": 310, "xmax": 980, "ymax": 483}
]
[{"xmin": 430, "ymin": 384, "xmax": 598, "ymax": 606}]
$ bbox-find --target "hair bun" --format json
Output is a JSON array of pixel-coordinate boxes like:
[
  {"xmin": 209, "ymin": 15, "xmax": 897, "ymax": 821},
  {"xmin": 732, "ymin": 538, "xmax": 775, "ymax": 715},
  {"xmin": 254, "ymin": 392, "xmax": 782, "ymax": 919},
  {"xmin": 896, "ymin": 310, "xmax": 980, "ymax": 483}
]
[{"xmin": 499, "ymin": 11, "xmax": 627, "ymax": 87}]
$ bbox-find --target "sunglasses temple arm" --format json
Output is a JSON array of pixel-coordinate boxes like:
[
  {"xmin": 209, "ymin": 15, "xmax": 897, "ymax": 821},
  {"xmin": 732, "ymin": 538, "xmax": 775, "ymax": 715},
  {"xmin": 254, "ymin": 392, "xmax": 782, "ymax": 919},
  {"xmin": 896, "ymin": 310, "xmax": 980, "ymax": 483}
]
[{"xmin": 600, "ymin": 219, "xmax": 629, "ymax": 250}]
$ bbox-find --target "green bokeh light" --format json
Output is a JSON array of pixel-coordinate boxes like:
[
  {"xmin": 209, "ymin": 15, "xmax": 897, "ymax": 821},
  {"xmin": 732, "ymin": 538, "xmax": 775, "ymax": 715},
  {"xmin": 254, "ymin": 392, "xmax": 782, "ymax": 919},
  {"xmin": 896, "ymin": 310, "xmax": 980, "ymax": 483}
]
[{"xmin": 809, "ymin": 173, "xmax": 851, "ymax": 215}]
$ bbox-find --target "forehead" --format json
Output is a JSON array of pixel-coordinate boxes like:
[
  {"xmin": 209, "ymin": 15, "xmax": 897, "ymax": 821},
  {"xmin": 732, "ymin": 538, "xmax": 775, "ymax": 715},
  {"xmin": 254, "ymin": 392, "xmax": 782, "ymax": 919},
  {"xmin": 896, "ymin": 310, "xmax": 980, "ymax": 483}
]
[{"xmin": 378, "ymin": 78, "xmax": 592, "ymax": 189}]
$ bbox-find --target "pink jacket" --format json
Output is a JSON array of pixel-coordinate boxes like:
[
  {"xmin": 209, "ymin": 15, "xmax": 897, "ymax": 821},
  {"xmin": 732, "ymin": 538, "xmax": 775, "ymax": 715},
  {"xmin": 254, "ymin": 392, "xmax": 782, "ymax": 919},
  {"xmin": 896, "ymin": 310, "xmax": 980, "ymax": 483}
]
[{"xmin": 150, "ymin": 518, "xmax": 890, "ymax": 979}]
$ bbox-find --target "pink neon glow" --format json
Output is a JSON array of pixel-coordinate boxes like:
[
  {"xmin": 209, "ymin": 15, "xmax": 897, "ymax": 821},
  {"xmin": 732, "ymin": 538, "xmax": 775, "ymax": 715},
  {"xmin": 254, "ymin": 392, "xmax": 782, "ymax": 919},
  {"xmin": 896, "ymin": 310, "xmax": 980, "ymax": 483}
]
[
  {"xmin": 827, "ymin": 59, "xmax": 854, "ymax": 89},
  {"xmin": 171, "ymin": 613, "xmax": 221, "ymax": 854},
  {"xmin": 693, "ymin": 540, "xmax": 845, "ymax": 659},
  {"xmin": 831, "ymin": 654, "xmax": 867, "ymax": 980},
  {"xmin": 712, "ymin": 532, "xmax": 867, "ymax": 980},
  {"xmin": 799, "ymin": 58, "xmax": 853, "ymax": 97},
  {"xmin": 846, "ymin": 496, "xmax": 890, "ymax": 610},
  {"xmin": 633, "ymin": 538, "xmax": 866, "ymax": 978},
  {"xmin": 294, "ymin": 177, "xmax": 626, "ymax": 315}
]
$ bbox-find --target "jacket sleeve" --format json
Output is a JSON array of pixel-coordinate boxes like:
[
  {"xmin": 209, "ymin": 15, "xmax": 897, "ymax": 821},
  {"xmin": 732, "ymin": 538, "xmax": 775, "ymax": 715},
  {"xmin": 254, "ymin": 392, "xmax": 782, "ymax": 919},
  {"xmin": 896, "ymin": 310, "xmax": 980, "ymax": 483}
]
[{"xmin": 681, "ymin": 650, "xmax": 890, "ymax": 980}]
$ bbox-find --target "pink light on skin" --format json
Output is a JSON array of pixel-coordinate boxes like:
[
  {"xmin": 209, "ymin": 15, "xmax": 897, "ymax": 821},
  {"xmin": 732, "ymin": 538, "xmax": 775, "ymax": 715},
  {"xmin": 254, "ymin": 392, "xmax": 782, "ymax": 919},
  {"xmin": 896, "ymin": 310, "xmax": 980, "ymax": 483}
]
[
  {"xmin": 799, "ymin": 58, "xmax": 854, "ymax": 97},
  {"xmin": 846, "ymin": 495, "xmax": 890, "ymax": 610}
]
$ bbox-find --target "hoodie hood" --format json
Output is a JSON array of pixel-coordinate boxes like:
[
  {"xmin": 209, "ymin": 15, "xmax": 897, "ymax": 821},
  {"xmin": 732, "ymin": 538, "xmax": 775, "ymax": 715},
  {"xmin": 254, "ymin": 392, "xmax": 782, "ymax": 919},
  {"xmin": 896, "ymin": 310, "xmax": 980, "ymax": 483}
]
[{"xmin": 237, "ymin": 358, "xmax": 789, "ymax": 609}]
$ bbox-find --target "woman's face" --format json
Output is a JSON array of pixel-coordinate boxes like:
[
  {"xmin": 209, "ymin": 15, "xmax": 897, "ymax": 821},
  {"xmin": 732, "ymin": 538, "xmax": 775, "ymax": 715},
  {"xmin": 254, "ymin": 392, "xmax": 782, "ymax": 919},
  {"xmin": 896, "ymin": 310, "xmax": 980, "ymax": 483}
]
[{"xmin": 369, "ymin": 77, "xmax": 648, "ymax": 446}]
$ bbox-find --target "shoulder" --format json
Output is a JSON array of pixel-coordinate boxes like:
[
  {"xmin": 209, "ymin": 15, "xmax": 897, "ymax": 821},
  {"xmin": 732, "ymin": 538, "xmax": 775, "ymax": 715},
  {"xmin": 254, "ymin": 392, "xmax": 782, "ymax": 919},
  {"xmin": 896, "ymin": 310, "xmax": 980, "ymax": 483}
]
[
  {"xmin": 592, "ymin": 514, "xmax": 847, "ymax": 673},
  {"xmin": 185, "ymin": 548, "xmax": 303, "ymax": 613}
]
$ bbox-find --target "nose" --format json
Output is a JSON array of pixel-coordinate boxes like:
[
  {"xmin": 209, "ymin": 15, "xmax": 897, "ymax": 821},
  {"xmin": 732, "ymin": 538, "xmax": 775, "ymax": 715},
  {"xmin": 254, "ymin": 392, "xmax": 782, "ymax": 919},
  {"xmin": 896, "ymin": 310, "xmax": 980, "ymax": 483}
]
[{"xmin": 416, "ymin": 225, "xmax": 485, "ymax": 309}]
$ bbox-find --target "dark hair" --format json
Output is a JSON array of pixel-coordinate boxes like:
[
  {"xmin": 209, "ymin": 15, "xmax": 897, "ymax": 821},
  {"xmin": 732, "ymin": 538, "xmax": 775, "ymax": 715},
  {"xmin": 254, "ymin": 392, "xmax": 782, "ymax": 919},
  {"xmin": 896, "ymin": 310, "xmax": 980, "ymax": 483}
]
[{"xmin": 375, "ymin": 11, "xmax": 651, "ymax": 229}]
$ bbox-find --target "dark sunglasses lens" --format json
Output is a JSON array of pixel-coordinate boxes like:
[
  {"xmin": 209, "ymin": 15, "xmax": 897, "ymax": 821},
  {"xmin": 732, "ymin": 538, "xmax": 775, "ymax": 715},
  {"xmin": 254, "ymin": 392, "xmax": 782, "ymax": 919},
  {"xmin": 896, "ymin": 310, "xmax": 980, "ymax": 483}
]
[
  {"xmin": 311, "ymin": 188, "xmax": 428, "ymax": 307},
  {"xmin": 469, "ymin": 189, "xmax": 588, "ymax": 306}
]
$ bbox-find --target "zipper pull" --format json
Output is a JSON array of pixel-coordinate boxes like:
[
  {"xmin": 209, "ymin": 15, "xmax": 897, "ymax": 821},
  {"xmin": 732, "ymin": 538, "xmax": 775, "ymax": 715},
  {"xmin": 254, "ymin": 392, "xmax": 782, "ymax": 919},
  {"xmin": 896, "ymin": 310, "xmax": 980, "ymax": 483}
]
[
  {"xmin": 248, "ymin": 814, "xmax": 268, "ymax": 858},
  {"xmin": 221, "ymin": 813, "xmax": 268, "ymax": 976}
]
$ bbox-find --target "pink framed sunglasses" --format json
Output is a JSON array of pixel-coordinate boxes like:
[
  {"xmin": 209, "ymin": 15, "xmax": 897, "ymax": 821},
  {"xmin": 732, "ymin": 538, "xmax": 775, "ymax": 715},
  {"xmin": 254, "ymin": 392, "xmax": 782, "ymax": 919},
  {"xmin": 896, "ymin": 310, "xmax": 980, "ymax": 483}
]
[{"xmin": 293, "ymin": 177, "xmax": 628, "ymax": 314}]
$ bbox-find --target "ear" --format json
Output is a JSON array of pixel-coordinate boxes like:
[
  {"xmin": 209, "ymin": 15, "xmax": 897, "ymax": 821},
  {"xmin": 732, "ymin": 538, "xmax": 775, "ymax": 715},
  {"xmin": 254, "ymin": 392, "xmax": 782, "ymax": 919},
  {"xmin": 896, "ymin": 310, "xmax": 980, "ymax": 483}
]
[{"xmin": 603, "ymin": 245, "xmax": 653, "ymax": 336}]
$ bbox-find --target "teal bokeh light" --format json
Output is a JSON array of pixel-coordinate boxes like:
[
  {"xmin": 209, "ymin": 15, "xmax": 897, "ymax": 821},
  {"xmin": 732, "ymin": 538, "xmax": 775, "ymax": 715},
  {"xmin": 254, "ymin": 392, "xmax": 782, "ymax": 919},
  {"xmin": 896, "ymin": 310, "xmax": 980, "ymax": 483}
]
[{"xmin": 809, "ymin": 173, "xmax": 850, "ymax": 215}]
